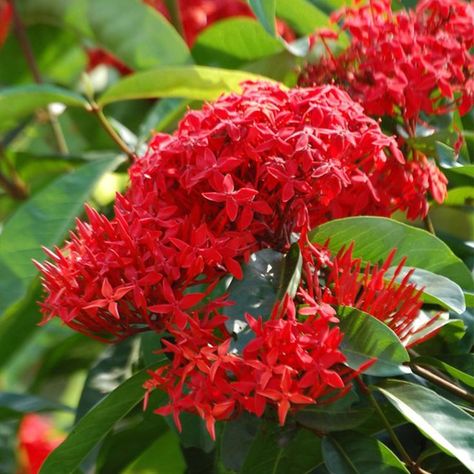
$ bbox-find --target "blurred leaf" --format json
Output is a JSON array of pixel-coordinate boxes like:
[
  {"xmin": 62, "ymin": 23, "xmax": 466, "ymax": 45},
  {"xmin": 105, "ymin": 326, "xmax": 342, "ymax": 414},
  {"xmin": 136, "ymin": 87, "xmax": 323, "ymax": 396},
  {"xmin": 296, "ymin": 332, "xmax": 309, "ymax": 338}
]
[
  {"xmin": 243, "ymin": 50, "xmax": 298, "ymax": 84},
  {"xmin": 0, "ymin": 421, "xmax": 19, "ymax": 474},
  {"xmin": 443, "ymin": 187, "xmax": 474, "ymax": 207},
  {"xmin": 276, "ymin": 0, "xmax": 332, "ymax": 35},
  {"xmin": 0, "ymin": 155, "xmax": 124, "ymax": 318},
  {"xmin": 338, "ymin": 306, "xmax": 410, "ymax": 376},
  {"xmin": 88, "ymin": 0, "xmax": 192, "ymax": 70},
  {"xmin": 385, "ymin": 267, "xmax": 466, "ymax": 314},
  {"xmin": 39, "ymin": 365, "xmax": 158, "ymax": 474},
  {"xmin": 0, "ymin": 392, "xmax": 71, "ymax": 420},
  {"xmin": 76, "ymin": 336, "xmax": 141, "ymax": 421},
  {"xmin": 0, "ymin": 84, "xmax": 87, "ymax": 132},
  {"xmin": 192, "ymin": 18, "xmax": 283, "ymax": 68},
  {"xmin": 249, "ymin": 0, "xmax": 277, "ymax": 36},
  {"xmin": 412, "ymin": 356, "xmax": 474, "ymax": 389},
  {"xmin": 241, "ymin": 423, "xmax": 323, "ymax": 474},
  {"xmin": 376, "ymin": 380, "xmax": 474, "ymax": 471},
  {"xmin": 322, "ymin": 432, "xmax": 409, "ymax": 473},
  {"xmin": 309, "ymin": 217, "xmax": 474, "ymax": 292},
  {"xmin": 407, "ymin": 132, "xmax": 459, "ymax": 156},
  {"xmin": 98, "ymin": 66, "xmax": 273, "ymax": 105}
]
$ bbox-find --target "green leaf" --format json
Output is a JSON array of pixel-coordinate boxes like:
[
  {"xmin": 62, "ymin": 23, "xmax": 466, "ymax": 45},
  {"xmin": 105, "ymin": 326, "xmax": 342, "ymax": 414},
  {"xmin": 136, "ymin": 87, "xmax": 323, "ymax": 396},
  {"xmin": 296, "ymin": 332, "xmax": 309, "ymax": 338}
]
[
  {"xmin": 309, "ymin": 216, "xmax": 474, "ymax": 292},
  {"xmin": 192, "ymin": 18, "xmax": 283, "ymax": 68},
  {"xmin": 0, "ymin": 154, "xmax": 124, "ymax": 317},
  {"xmin": 39, "ymin": 366, "xmax": 156, "ymax": 474},
  {"xmin": 98, "ymin": 66, "xmax": 273, "ymax": 105},
  {"xmin": 376, "ymin": 380, "xmax": 474, "ymax": 472},
  {"xmin": 276, "ymin": 243, "xmax": 302, "ymax": 300},
  {"xmin": 250, "ymin": 0, "xmax": 277, "ymax": 36},
  {"xmin": 338, "ymin": 306, "xmax": 410, "ymax": 376},
  {"xmin": 0, "ymin": 84, "xmax": 87, "ymax": 132},
  {"xmin": 276, "ymin": 0, "xmax": 332, "ymax": 35},
  {"xmin": 241, "ymin": 423, "xmax": 323, "ymax": 474},
  {"xmin": 443, "ymin": 186, "xmax": 474, "ymax": 206},
  {"xmin": 322, "ymin": 432, "xmax": 410, "ymax": 474},
  {"xmin": 0, "ymin": 392, "xmax": 71, "ymax": 420},
  {"xmin": 385, "ymin": 267, "xmax": 466, "ymax": 314},
  {"xmin": 87, "ymin": 0, "xmax": 192, "ymax": 71},
  {"xmin": 444, "ymin": 164, "xmax": 474, "ymax": 178},
  {"xmin": 412, "ymin": 356, "xmax": 474, "ymax": 389},
  {"xmin": 296, "ymin": 405, "xmax": 373, "ymax": 433},
  {"xmin": 76, "ymin": 336, "xmax": 141, "ymax": 421}
]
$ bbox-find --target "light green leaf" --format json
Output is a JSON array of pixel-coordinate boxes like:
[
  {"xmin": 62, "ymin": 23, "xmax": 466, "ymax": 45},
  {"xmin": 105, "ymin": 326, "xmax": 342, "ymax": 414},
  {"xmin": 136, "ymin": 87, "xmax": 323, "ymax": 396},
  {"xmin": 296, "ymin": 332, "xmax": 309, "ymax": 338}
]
[
  {"xmin": 250, "ymin": 0, "xmax": 277, "ymax": 36},
  {"xmin": 309, "ymin": 217, "xmax": 474, "ymax": 292},
  {"xmin": 87, "ymin": 0, "xmax": 192, "ymax": 71},
  {"xmin": 98, "ymin": 66, "xmax": 274, "ymax": 105},
  {"xmin": 276, "ymin": 0, "xmax": 331, "ymax": 35},
  {"xmin": 376, "ymin": 380, "xmax": 474, "ymax": 472},
  {"xmin": 0, "ymin": 154, "xmax": 124, "ymax": 317},
  {"xmin": 385, "ymin": 267, "xmax": 466, "ymax": 314},
  {"xmin": 322, "ymin": 432, "xmax": 410, "ymax": 474},
  {"xmin": 39, "ymin": 366, "xmax": 156, "ymax": 474},
  {"xmin": 0, "ymin": 84, "xmax": 87, "ymax": 132},
  {"xmin": 338, "ymin": 306, "xmax": 410, "ymax": 376},
  {"xmin": 192, "ymin": 18, "xmax": 283, "ymax": 68}
]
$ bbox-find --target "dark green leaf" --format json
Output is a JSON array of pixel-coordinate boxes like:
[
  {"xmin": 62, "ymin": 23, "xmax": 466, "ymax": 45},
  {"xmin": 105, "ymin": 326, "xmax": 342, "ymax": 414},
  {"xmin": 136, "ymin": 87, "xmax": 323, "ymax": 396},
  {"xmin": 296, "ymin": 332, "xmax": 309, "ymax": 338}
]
[
  {"xmin": 309, "ymin": 217, "xmax": 474, "ymax": 292},
  {"xmin": 338, "ymin": 306, "xmax": 410, "ymax": 376},
  {"xmin": 98, "ymin": 66, "xmax": 272, "ymax": 105},
  {"xmin": 192, "ymin": 18, "xmax": 283, "ymax": 68},
  {"xmin": 0, "ymin": 154, "xmax": 124, "ymax": 317},
  {"xmin": 249, "ymin": 0, "xmax": 277, "ymax": 36},
  {"xmin": 0, "ymin": 84, "xmax": 87, "ymax": 132},
  {"xmin": 385, "ymin": 267, "xmax": 466, "ymax": 314},
  {"xmin": 76, "ymin": 336, "xmax": 141, "ymax": 421},
  {"xmin": 376, "ymin": 380, "xmax": 474, "ymax": 471},
  {"xmin": 241, "ymin": 423, "xmax": 323, "ymax": 474},
  {"xmin": 39, "ymin": 366, "xmax": 157, "ymax": 474},
  {"xmin": 276, "ymin": 243, "xmax": 302, "ymax": 300},
  {"xmin": 322, "ymin": 432, "xmax": 409, "ymax": 473},
  {"xmin": 88, "ymin": 0, "xmax": 191, "ymax": 70}
]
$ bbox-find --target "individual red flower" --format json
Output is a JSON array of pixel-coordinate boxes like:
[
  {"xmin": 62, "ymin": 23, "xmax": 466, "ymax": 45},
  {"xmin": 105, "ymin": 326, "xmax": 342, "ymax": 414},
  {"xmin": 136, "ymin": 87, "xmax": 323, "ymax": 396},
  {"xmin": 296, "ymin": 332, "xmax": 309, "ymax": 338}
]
[
  {"xmin": 0, "ymin": 0, "xmax": 12, "ymax": 47},
  {"xmin": 39, "ymin": 81, "xmax": 422, "ymax": 340},
  {"xmin": 17, "ymin": 414, "xmax": 64, "ymax": 474}
]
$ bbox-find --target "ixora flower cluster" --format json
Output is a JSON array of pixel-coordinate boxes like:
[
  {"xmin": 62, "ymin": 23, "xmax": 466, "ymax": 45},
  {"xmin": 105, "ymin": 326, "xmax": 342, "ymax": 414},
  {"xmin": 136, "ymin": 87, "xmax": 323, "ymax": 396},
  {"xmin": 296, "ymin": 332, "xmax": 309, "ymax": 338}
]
[
  {"xmin": 38, "ymin": 82, "xmax": 439, "ymax": 437},
  {"xmin": 300, "ymin": 0, "xmax": 474, "ymax": 215}
]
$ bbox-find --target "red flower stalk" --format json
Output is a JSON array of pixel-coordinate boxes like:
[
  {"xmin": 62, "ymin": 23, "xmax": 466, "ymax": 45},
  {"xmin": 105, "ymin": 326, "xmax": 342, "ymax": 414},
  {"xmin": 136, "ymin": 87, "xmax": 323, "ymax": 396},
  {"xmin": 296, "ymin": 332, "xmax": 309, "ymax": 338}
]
[
  {"xmin": 38, "ymin": 81, "xmax": 416, "ymax": 339},
  {"xmin": 17, "ymin": 414, "xmax": 64, "ymax": 474}
]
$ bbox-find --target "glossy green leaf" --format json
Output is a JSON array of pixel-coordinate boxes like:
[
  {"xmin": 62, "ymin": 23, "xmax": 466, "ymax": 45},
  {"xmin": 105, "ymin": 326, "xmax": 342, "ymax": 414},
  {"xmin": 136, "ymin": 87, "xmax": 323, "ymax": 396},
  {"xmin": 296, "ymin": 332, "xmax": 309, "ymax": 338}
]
[
  {"xmin": 376, "ymin": 380, "xmax": 474, "ymax": 471},
  {"xmin": 276, "ymin": 0, "xmax": 331, "ymax": 35},
  {"xmin": 99, "ymin": 66, "xmax": 272, "ymax": 105},
  {"xmin": 88, "ymin": 0, "xmax": 191, "ymax": 70},
  {"xmin": 39, "ymin": 366, "xmax": 156, "ymax": 474},
  {"xmin": 0, "ymin": 154, "xmax": 124, "ymax": 317},
  {"xmin": 242, "ymin": 423, "xmax": 323, "ymax": 474},
  {"xmin": 276, "ymin": 243, "xmax": 302, "ymax": 300},
  {"xmin": 192, "ymin": 18, "xmax": 283, "ymax": 68},
  {"xmin": 338, "ymin": 306, "xmax": 410, "ymax": 376},
  {"xmin": 76, "ymin": 336, "xmax": 141, "ymax": 421},
  {"xmin": 250, "ymin": 0, "xmax": 277, "ymax": 36},
  {"xmin": 444, "ymin": 164, "xmax": 474, "ymax": 178},
  {"xmin": 309, "ymin": 217, "xmax": 474, "ymax": 292},
  {"xmin": 0, "ymin": 84, "xmax": 87, "ymax": 132},
  {"xmin": 322, "ymin": 432, "xmax": 409, "ymax": 474},
  {"xmin": 385, "ymin": 267, "xmax": 466, "ymax": 314}
]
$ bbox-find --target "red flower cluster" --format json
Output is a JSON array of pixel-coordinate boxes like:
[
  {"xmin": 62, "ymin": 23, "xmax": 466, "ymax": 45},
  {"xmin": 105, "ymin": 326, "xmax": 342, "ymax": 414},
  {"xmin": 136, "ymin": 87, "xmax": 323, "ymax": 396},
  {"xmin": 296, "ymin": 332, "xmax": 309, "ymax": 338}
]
[
  {"xmin": 0, "ymin": 0, "xmax": 12, "ymax": 47},
  {"xmin": 300, "ymin": 0, "xmax": 474, "ymax": 122},
  {"xmin": 17, "ymin": 414, "xmax": 64, "ymax": 474},
  {"xmin": 143, "ymin": 236, "xmax": 435, "ymax": 438},
  {"xmin": 38, "ymin": 81, "xmax": 422, "ymax": 340}
]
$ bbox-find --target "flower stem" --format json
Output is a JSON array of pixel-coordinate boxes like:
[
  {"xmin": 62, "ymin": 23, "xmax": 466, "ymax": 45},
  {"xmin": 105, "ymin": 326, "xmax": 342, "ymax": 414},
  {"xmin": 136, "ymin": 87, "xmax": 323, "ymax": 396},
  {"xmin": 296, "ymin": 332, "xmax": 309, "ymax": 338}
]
[
  {"xmin": 409, "ymin": 362, "xmax": 474, "ymax": 404},
  {"xmin": 10, "ymin": 0, "xmax": 69, "ymax": 155},
  {"xmin": 0, "ymin": 145, "xmax": 28, "ymax": 200},
  {"xmin": 423, "ymin": 214, "xmax": 436, "ymax": 235},
  {"xmin": 89, "ymin": 102, "xmax": 136, "ymax": 161}
]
